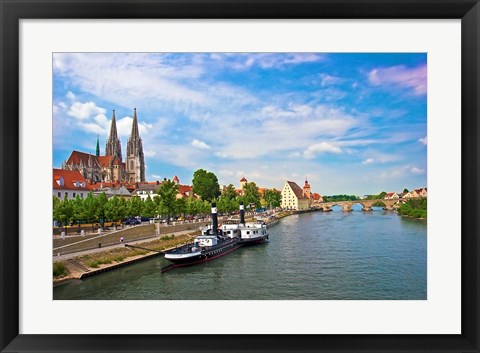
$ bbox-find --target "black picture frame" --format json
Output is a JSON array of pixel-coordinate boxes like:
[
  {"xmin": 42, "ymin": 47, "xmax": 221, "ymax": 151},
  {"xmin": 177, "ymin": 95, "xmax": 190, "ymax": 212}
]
[{"xmin": 1, "ymin": 1, "xmax": 478, "ymax": 352}]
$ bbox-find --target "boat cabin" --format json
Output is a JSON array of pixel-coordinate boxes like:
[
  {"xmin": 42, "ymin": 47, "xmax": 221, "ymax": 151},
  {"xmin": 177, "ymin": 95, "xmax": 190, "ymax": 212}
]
[{"xmin": 194, "ymin": 235, "xmax": 218, "ymax": 247}]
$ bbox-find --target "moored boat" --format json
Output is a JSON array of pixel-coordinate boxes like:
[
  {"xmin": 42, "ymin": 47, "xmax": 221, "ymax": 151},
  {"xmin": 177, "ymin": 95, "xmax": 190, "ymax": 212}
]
[
  {"xmin": 237, "ymin": 202, "xmax": 269, "ymax": 245},
  {"xmin": 163, "ymin": 203, "xmax": 242, "ymax": 267},
  {"xmin": 162, "ymin": 202, "xmax": 268, "ymax": 273}
]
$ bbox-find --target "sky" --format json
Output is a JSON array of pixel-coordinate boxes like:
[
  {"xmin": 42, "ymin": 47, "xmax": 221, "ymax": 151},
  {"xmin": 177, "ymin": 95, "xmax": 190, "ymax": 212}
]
[{"xmin": 53, "ymin": 53, "xmax": 427, "ymax": 196}]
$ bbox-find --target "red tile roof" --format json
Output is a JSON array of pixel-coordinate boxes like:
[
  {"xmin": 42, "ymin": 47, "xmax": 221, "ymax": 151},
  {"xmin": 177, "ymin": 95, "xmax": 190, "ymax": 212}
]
[
  {"xmin": 53, "ymin": 169, "xmax": 89, "ymax": 191},
  {"xmin": 66, "ymin": 150, "xmax": 99, "ymax": 167},
  {"xmin": 240, "ymin": 176, "xmax": 247, "ymax": 182}
]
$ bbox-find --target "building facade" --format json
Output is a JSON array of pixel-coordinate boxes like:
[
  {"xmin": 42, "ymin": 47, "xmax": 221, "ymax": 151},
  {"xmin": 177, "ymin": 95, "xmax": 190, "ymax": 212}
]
[
  {"xmin": 281, "ymin": 180, "xmax": 310, "ymax": 210},
  {"xmin": 53, "ymin": 169, "xmax": 90, "ymax": 200}
]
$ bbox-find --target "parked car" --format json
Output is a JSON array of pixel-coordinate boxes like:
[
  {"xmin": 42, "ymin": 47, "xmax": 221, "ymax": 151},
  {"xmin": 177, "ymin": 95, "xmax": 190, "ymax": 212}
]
[{"xmin": 123, "ymin": 218, "xmax": 141, "ymax": 225}]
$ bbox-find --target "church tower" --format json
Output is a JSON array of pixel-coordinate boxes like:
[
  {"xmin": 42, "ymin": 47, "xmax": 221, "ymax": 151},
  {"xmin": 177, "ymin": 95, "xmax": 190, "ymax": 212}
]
[
  {"xmin": 126, "ymin": 108, "xmax": 146, "ymax": 182},
  {"xmin": 303, "ymin": 177, "xmax": 311, "ymax": 199},
  {"xmin": 96, "ymin": 135, "xmax": 100, "ymax": 157},
  {"xmin": 105, "ymin": 110, "xmax": 122, "ymax": 161}
]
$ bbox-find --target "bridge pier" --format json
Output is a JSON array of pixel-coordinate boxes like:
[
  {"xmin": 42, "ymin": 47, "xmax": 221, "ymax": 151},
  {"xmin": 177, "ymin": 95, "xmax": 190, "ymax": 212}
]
[
  {"xmin": 384, "ymin": 205, "xmax": 395, "ymax": 211},
  {"xmin": 362, "ymin": 206, "xmax": 372, "ymax": 211},
  {"xmin": 322, "ymin": 206, "xmax": 332, "ymax": 212},
  {"xmin": 342, "ymin": 205, "xmax": 352, "ymax": 212}
]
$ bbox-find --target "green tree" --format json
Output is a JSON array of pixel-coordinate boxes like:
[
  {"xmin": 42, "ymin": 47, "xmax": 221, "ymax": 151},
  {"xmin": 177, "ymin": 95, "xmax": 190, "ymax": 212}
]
[
  {"xmin": 142, "ymin": 196, "xmax": 157, "ymax": 218},
  {"xmin": 83, "ymin": 192, "xmax": 98, "ymax": 232},
  {"xmin": 192, "ymin": 169, "xmax": 220, "ymax": 201},
  {"xmin": 105, "ymin": 196, "xmax": 127, "ymax": 229},
  {"xmin": 71, "ymin": 195, "xmax": 86, "ymax": 232},
  {"xmin": 53, "ymin": 196, "xmax": 60, "ymax": 225},
  {"xmin": 222, "ymin": 184, "xmax": 237, "ymax": 200},
  {"xmin": 126, "ymin": 196, "xmax": 143, "ymax": 218},
  {"xmin": 263, "ymin": 188, "xmax": 282, "ymax": 208},
  {"xmin": 156, "ymin": 179, "xmax": 179, "ymax": 224},
  {"xmin": 377, "ymin": 191, "xmax": 387, "ymax": 199},
  {"xmin": 398, "ymin": 198, "xmax": 427, "ymax": 219},
  {"xmin": 403, "ymin": 188, "xmax": 409, "ymax": 193},
  {"xmin": 95, "ymin": 192, "xmax": 109, "ymax": 228},
  {"xmin": 53, "ymin": 196, "xmax": 74, "ymax": 234},
  {"xmin": 242, "ymin": 182, "xmax": 262, "ymax": 209},
  {"xmin": 175, "ymin": 197, "xmax": 187, "ymax": 218}
]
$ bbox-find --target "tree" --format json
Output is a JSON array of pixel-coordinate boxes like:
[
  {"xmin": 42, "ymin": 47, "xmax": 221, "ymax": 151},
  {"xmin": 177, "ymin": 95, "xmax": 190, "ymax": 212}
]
[
  {"xmin": 105, "ymin": 196, "xmax": 126, "ymax": 229},
  {"xmin": 242, "ymin": 182, "xmax": 262, "ymax": 209},
  {"xmin": 175, "ymin": 197, "xmax": 187, "ymax": 218},
  {"xmin": 142, "ymin": 196, "xmax": 157, "ymax": 218},
  {"xmin": 71, "ymin": 195, "xmax": 86, "ymax": 233},
  {"xmin": 126, "ymin": 196, "xmax": 143, "ymax": 218},
  {"xmin": 222, "ymin": 184, "xmax": 237, "ymax": 200},
  {"xmin": 263, "ymin": 188, "xmax": 282, "ymax": 208},
  {"xmin": 53, "ymin": 195, "xmax": 74, "ymax": 234},
  {"xmin": 156, "ymin": 179, "xmax": 179, "ymax": 224},
  {"xmin": 82, "ymin": 192, "xmax": 98, "ymax": 232},
  {"xmin": 52, "ymin": 196, "xmax": 60, "ymax": 226},
  {"xmin": 377, "ymin": 191, "xmax": 387, "ymax": 199},
  {"xmin": 95, "ymin": 192, "xmax": 109, "ymax": 228},
  {"xmin": 403, "ymin": 188, "xmax": 409, "ymax": 193},
  {"xmin": 192, "ymin": 169, "xmax": 220, "ymax": 201}
]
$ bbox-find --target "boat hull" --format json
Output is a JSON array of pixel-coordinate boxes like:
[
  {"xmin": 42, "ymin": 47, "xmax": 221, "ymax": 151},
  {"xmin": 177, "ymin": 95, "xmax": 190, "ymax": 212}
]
[{"xmin": 163, "ymin": 239, "xmax": 241, "ymax": 266}]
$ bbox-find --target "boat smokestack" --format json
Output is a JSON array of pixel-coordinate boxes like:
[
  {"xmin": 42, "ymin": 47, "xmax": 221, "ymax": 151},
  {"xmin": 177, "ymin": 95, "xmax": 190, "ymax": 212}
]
[
  {"xmin": 240, "ymin": 201, "xmax": 245, "ymax": 225},
  {"xmin": 211, "ymin": 203, "xmax": 218, "ymax": 234}
]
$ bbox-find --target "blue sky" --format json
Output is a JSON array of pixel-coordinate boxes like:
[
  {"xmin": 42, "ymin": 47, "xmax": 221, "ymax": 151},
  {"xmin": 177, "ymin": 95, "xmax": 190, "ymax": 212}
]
[{"xmin": 53, "ymin": 53, "xmax": 427, "ymax": 195}]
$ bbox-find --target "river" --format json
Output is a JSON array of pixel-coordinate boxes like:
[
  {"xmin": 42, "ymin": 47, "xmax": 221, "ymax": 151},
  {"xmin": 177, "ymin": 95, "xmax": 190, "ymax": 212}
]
[{"xmin": 53, "ymin": 205, "xmax": 427, "ymax": 300}]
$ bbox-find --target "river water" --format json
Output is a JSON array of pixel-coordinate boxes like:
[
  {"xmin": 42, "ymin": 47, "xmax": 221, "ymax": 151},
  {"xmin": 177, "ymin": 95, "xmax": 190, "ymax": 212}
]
[{"xmin": 53, "ymin": 205, "xmax": 427, "ymax": 300}]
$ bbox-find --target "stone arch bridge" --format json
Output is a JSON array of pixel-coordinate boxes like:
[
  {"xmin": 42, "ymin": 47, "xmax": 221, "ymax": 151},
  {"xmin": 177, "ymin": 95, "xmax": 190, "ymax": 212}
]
[{"xmin": 314, "ymin": 199, "xmax": 404, "ymax": 212}]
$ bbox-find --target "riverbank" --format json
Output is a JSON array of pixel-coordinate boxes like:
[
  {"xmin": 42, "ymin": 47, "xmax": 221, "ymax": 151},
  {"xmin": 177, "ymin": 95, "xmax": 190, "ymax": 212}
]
[{"xmin": 53, "ymin": 215, "xmax": 286, "ymax": 285}]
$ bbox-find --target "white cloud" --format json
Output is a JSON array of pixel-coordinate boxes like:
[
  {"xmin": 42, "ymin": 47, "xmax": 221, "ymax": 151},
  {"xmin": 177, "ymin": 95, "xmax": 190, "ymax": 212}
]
[
  {"xmin": 410, "ymin": 166, "xmax": 425, "ymax": 175},
  {"xmin": 67, "ymin": 101, "xmax": 106, "ymax": 120},
  {"xmin": 212, "ymin": 53, "xmax": 325, "ymax": 71},
  {"xmin": 363, "ymin": 158, "xmax": 374, "ymax": 164},
  {"xmin": 418, "ymin": 136, "xmax": 427, "ymax": 145},
  {"xmin": 116, "ymin": 116, "xmax": 152, "ymax": 138},
  {"xmin": 304, "ymin": 142, "xmax": 342, "ymax": 159},
  {"xmin": 151, "ymin": 174, "xmax": 161, "ymax": 179},
  {"xmin": 66, "ymin": 91, "xmax": 75, "ymax": 101},
  {"xmin": 368, "ymin": 64, "xmax": 427, "ymax": 95},
  {"xmin": 191, "ymin": 139, "xmax": 211, "ymax": 150},
  {"xmin": 319, "ymin": 73, "xmax": 344, "ymax": 86},
  {"xmin": 144, "ymin": 150, "xmax": 157, "ymax": 157}
]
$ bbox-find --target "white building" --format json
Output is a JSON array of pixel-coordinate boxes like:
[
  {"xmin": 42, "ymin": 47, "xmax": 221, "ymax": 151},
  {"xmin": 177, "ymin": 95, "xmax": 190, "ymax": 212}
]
[
  {"xmin": 281, "ymin": 180, "xmax": 310, "ymax": 210},
  {"xmin": 53, "ymin": 168, "xmax": 90, "ymax": 200}
]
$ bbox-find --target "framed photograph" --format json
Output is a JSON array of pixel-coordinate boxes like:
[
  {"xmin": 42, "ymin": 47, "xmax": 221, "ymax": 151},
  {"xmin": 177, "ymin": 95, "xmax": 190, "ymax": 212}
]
[{"xmin": 1, "ymin": 0, "xmax": 479, "ymax": 352}]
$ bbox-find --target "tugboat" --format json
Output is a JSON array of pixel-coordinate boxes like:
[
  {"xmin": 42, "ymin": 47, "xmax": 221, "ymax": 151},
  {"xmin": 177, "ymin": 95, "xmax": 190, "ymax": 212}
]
[{"xmin": 162, "ymin": 203, "xmax": 242, "ymax": 270}]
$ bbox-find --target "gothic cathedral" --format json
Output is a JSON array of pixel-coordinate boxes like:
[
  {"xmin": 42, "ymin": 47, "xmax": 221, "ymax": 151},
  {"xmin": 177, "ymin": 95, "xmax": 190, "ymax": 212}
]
[{"xmin": 63, "ymin": 108, "xmax": 146, "ymax": 183}]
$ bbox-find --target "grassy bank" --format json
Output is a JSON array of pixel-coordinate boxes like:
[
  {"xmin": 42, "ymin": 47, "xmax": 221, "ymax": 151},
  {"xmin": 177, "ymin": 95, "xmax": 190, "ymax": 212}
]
[
  {"xmin": 53, "ymin": 231, "xmax": 200, "ymax": 280},
  {"xmin": 398, "ymin": 198, "xmax": 427, "ymax": 219}
]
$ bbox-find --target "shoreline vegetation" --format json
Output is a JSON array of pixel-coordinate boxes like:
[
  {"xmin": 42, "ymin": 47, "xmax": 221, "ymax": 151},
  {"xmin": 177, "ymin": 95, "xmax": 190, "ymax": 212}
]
[{"xmin": 397, "ymin": 198, "xmax": 427, "ymax": 219}]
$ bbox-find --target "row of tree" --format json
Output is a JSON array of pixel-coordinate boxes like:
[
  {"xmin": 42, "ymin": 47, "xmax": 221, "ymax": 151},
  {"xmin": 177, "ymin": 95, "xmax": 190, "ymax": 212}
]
[{"xmin": 53, "ymin": 169, "xmax": 282, "ymax": 231}]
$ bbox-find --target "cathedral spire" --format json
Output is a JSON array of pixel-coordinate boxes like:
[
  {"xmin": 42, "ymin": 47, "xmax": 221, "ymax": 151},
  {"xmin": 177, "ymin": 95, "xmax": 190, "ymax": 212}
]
[
  {"xmin": 130, "ymin": 107, "xmax": 140, "ymax": 141},
  {"xmin": 126, "ymin": 107, "xmax": 145, "ymax": 183},
  {"xmin": 96, "ymin": 135, "xmax": 100, "ymax": 157},
  {"xmin": 105, "ymin": 110, "xmax": 122, "ymax": 161}
]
